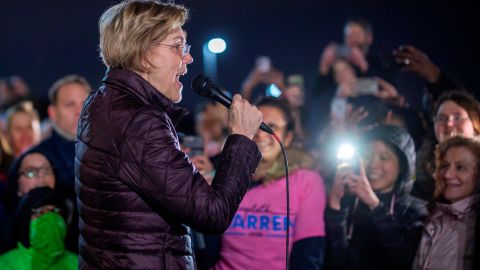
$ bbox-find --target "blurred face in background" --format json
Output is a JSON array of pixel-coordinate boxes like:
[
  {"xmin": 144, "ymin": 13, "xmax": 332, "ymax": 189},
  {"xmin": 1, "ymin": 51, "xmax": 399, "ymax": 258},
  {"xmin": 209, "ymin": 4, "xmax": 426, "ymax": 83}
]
[
  {"xmin": 254, "ymin": 105, "xmax": 293, "ymax": 163},
  {"xmin": 439, "ymin": 146, "xmax": 478, "ymax": 203},
  {"xmin": 364, "ymin": 141, "xmax": 400, "ymax": 193},
  {"xmin": 17, "ymin": 153, "xmax": 55, "ymax": 196},
  {"xmin": 344, "ymin": 22, "xmax": 372, "ymax": 53},
  {"xmin": 283, "ymin": 85, "xmax": 305, "ymax": 108},
  {"xmin": 8, "ymin": 111, "xmax": 41, "ymax": 156},
  {"xmin": 48, "ymin": 83, "xmax": 89, "ymax": 138},
  {"xmin": 196, "ymin": 103, "xmax": 228, "ymax": 142},
  {"xmin": 434, "ymin": 100, "xmax": 476, "ymax": 142}
]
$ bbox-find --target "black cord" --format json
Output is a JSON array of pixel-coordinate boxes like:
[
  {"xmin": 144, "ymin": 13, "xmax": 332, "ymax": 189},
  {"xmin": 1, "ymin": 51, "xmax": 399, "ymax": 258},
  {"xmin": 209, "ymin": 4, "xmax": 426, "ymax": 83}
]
[{"xmin": 272, "ymin": 133, "xmax": 290, "ymax": 270}]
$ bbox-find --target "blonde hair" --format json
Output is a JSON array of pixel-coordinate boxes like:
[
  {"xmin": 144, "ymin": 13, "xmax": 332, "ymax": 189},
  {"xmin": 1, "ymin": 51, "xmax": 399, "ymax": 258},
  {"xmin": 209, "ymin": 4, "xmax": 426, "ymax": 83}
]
[
  {"xmin": 99, "ymin": 0, "xmax": 188, "ymax": 72},
  {"xmin": 5, "ymin": 100, "xmax": 40, "ymax": 132},
  {"xmin": 434, "ymin": 136, "xmax": 480, "ymax": 199}
]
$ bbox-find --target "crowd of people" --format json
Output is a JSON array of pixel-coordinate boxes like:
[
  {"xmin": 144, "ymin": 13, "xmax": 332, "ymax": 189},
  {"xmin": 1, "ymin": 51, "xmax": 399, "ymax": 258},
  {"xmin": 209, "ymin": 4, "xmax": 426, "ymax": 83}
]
[{"xmin": 1, "ymin": 1, "xmax": 479, "ymax": 269}]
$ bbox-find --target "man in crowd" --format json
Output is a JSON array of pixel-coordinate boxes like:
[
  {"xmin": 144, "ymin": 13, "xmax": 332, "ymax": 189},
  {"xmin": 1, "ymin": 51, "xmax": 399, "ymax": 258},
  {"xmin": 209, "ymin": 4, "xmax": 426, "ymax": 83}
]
[{"xmin": 30, "ymin": 74, "xmax": 90, "ymax": 252}]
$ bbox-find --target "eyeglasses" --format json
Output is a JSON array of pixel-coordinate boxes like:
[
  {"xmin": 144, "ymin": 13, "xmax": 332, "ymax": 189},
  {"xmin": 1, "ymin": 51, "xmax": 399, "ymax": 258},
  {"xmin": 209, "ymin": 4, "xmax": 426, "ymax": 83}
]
[
  {"xmin": 156, "ymin": 43, "xmax": 191, "ymax": 58},
  {"xmin": 433, "ymin": 114, "xmax": 470, "ymax": 125},
  {"xmin": 19, "ymin": 167, "xmax": 53, "ymax": 180},
  {"xmin": 31, "ymin": 206, "xmax": 61, "ymax": 219}
]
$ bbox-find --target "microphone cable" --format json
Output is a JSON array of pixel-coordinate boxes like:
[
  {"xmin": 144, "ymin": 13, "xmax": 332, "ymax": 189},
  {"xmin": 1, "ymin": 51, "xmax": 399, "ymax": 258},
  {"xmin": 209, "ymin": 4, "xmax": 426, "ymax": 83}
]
[{"xmin": 272, "ymin": 133, "xmax": 290, "ymax": 270}]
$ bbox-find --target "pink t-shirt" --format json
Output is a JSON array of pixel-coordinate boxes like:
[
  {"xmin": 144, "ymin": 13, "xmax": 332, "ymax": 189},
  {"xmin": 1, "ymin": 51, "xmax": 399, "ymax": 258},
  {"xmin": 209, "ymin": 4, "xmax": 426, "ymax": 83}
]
[{"xmin": 212, "ymin": 169, "xmax": 326, "ymax": 270}]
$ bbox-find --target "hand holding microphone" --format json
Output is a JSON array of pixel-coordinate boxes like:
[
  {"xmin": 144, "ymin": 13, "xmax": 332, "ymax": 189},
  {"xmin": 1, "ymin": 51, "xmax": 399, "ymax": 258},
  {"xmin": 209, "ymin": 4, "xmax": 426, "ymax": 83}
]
[
  {"xmin": 192, "ymin": 75, "xmax": 274, "ymax": 139},
  {"xmin": 228, "ymin": 94, "xmax": 263, "ymax": 140}
]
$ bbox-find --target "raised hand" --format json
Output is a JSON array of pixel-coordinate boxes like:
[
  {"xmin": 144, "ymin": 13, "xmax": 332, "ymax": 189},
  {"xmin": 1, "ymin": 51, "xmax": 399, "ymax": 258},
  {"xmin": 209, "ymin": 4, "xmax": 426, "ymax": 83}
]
[
  {"xmin": 344, "ymin": 159, "xmax": 380, "ymax": 210},
  {"xmin": 393, "ymin": 45, "xmax": 441, "ymax": 83}
]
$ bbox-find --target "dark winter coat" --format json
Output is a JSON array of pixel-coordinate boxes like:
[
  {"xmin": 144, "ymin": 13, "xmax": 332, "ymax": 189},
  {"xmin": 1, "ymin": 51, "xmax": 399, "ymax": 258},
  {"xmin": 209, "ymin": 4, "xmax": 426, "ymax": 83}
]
[{"xmin": 75, "ymin": 69, "xmax": 261, "ymax": 270}]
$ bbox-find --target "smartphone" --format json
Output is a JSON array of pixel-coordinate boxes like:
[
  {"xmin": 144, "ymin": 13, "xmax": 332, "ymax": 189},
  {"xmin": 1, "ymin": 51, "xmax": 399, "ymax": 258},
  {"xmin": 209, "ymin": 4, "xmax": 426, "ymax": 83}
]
[
  {"xmin": 330, "ymin": 97, "xmax": 348, "ymax": 121},
  {"xmin": 182, "ymin": 136, "xmax": 204, "ymax": 157},
  {"xmin": 337, "ymin": 158, "xmax": 360, "ymax": 175},
  {"xmin": 379, "ymin": 48, "xmax": 408, "ymax": 70},
  {"xmin": 266, "ymin": 83, "xmax": 282, "ymax": 98},
  {"xmin": 335, "ymin": 45, "xmax": 351, "ymax": 58},
  {"xmin": 354, "ymin": 78, "xmax": 379, "ymax": 95},
  {"xmin": 255, "ymin": 56, "xmax": 271, "ymax": 73}
]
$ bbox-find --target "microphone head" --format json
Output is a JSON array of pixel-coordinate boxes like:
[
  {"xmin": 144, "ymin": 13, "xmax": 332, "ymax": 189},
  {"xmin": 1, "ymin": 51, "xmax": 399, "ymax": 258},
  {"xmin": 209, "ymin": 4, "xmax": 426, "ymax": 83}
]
[{"xmin": 192, "ymin": 75, "xmax": 214, "ymax": 97}]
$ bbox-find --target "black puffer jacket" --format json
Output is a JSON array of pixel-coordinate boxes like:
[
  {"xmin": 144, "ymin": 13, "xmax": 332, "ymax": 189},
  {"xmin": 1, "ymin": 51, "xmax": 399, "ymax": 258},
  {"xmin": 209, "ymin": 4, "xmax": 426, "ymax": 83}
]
[
  {"xmin": 75, "ymin": 69, "xmax": 261, "ymax": 270},
  {"xmin": 325, "ymin": 125, "xmax": 428, "ymax": 270}
]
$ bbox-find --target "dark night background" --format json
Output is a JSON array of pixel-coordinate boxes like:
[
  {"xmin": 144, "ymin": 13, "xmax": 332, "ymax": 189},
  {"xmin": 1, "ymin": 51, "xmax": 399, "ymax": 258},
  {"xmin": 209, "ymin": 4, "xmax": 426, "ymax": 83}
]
[{"xmin": 1, "ymin": 0, "xmax": 479, "ymax": 129}]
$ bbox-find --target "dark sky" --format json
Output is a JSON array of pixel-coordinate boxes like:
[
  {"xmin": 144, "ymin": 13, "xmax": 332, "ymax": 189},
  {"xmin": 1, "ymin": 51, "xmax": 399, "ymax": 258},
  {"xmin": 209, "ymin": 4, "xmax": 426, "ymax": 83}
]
[{"xmin": 1, "ymin": 0, "xmax": 478, "ymax": 118}]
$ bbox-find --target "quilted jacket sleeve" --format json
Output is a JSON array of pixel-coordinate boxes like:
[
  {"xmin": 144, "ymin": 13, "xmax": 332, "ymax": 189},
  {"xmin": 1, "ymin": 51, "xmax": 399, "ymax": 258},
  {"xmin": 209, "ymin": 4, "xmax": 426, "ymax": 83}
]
[{"xmin": 116, "ymin": 109, "xmax": 262, "ymax": 234}]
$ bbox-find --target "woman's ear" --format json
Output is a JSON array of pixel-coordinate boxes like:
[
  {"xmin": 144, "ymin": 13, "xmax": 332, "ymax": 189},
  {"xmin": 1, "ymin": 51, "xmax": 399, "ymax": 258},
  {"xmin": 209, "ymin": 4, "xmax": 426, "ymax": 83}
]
[
  {"xmin": 284, "ymin": 131, "xmax": 294, "ymax": 148},
  {"xmin": 140, "ymin": 57, "xmax": 151, "ymax": 72}
]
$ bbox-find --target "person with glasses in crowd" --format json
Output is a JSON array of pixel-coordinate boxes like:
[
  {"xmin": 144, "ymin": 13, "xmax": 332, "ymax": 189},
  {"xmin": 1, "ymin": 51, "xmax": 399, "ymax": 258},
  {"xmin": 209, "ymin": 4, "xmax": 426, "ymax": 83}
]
[
  {"xmin": 75, "ymin": 1, "xmax": 263, "ymax": 269},
  {"xmin": 1, "ymin": 149, "xmax": 57, "ymax": 252},
  {"xmin": 412, "ymin": 90, "xmax": 480, "ymax": 202},
  {"xmin": 0, "ymin": 187, "xmax": 77, "ymax": 270},
  {"xmin": 0, "ymin": 149, "xmax": 55, "ymax": 252},
  {"xmin": 4, "ymin": 150, "xmax": 56, "ymax": 216}
]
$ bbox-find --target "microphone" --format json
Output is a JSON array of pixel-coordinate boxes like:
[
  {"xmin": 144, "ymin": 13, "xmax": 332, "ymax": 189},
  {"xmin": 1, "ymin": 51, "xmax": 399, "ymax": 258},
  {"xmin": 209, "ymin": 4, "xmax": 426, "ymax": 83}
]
[{"xmin": 192, "ymin": 75, "xmax": 274, "ymax": 134}]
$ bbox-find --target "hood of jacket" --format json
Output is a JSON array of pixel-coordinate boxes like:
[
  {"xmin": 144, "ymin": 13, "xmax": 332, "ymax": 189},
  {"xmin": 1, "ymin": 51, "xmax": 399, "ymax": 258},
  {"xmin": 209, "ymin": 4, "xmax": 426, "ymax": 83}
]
[{"xmin": 362, "ymin": 124, "xmax": 416, "ymax": 195}]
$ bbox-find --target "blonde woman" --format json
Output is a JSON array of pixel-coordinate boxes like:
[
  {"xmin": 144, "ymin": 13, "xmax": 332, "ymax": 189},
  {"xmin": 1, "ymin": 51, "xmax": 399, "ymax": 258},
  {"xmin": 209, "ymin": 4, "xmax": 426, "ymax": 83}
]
[
  {"xmin": 76, "ymin": 1, "xmax": 263, "ymax": 269},
  {"xmin": 413, "ymin": 136, "xmax": 480, "ymax": 270}
]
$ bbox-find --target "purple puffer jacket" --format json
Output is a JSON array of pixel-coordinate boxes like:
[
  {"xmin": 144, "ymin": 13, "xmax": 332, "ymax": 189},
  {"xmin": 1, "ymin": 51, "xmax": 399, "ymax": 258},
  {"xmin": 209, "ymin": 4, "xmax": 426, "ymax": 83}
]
[{"xmin": 75, "ymin": 69, "xmax": 261, "ymax": 270}]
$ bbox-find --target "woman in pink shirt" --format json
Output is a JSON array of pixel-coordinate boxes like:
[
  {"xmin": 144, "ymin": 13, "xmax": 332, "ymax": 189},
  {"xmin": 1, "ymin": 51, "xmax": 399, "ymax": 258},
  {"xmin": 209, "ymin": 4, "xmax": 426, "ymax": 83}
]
[
  {"xmin": 413, "ymin": 136, "xmax": 480, "ymax": 270},
  {"xmin": 211, "ymin": 97, "xmax": 327, "ymax": 270}
]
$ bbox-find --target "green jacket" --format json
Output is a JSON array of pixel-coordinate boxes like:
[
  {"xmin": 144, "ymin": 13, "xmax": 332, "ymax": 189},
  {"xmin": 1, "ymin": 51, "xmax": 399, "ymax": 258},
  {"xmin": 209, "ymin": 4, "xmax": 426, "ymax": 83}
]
[{"xmin": 0, "ymin": 242, "xmax": 77, "ymax": 270}]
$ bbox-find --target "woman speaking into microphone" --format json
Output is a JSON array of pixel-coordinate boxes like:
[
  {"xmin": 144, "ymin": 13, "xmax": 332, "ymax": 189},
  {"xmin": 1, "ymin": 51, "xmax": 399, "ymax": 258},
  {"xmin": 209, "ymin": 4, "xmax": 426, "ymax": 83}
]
[{"xmin": 75, "ymin": 1, "xmax": 262, "ymax": 269}]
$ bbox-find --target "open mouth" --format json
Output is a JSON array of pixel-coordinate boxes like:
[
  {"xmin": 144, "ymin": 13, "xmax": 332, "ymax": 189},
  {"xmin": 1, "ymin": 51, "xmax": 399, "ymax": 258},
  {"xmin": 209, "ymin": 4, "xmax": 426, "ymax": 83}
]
[{"xmin": 175, "ymin": 70, "xmax": 187, "ymax": 87}]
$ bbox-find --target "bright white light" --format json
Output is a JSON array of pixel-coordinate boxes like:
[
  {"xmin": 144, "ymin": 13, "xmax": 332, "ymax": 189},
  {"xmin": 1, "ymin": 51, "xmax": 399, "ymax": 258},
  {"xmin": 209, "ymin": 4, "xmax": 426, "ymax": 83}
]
[
  {"xmin": 266, "ymin": 84, "xmax": 282, "ymax": 97},
  {"xmin": 208, "ymin": 38, "xmax": 226, "ymax": 54},
  {"xmin": 337, "ymin": 144, "xmax": 355, "ymax": 160}
]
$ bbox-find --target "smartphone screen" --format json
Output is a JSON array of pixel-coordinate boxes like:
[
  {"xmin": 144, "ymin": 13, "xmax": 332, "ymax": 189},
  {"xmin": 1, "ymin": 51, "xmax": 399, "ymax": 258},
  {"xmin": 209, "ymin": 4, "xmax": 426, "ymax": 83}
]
[
  {"xmin": 354, "ymin": 78, "xmax": 379, "ymax": 95},
  {"xmin": 331, "ymin": 97, "xmax": 348, "ymax": 121}
]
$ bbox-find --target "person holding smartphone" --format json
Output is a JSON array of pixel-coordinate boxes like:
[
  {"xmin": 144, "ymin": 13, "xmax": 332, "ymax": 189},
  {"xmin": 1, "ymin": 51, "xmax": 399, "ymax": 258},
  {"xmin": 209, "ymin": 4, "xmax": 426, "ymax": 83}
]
[
  {"xmin": 241, "ymin": 56, "xmax": 286, "ymax": 102},
  {"xmin": 325, "ymin": 125, "xmax": 428, "ymax": 270}
]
